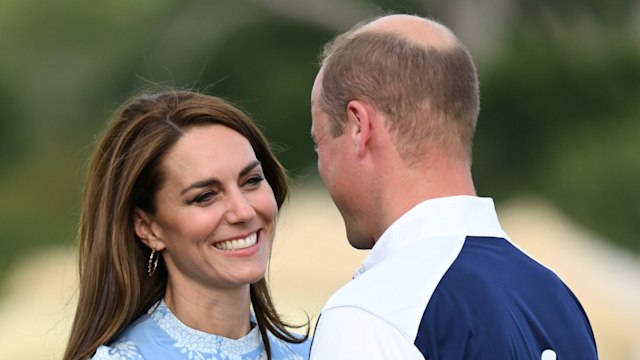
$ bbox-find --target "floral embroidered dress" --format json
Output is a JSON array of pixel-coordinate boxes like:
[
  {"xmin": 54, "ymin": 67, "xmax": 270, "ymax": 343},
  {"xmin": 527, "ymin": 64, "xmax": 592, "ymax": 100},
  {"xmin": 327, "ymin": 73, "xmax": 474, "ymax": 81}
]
[{"xmin": 92, "ymin": 300, "xmax": 310, "ymax": 360}]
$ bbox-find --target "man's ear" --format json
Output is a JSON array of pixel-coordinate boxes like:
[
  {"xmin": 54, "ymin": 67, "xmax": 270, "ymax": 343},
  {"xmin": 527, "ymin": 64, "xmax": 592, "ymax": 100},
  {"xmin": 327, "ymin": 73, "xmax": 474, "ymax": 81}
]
[
  {"xmin": 133, "ymin": 208, "xmax": 165, "ymax": 250},
  {"xmin": 346, "ymin": 100, "xmax": 372, "ymax": 157}
]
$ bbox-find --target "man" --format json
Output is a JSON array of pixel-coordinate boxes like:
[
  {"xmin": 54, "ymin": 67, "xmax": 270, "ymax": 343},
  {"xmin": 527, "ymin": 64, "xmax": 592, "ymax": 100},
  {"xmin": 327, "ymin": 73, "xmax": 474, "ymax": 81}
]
[{"xmin": 309, "ymin": 14, "xmax": 598, "ymax": 359}]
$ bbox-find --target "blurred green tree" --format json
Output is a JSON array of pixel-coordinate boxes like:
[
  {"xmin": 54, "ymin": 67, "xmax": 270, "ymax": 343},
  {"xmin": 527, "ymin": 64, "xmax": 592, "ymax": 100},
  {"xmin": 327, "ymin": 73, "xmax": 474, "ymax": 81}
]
[{"xmin": 474, "ymin": 2, "xmax": 640, "ymax": 251}]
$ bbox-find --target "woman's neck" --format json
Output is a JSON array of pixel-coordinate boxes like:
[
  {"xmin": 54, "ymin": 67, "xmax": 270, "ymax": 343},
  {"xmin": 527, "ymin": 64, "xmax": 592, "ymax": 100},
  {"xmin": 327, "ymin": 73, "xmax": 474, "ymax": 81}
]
[{"xmin": 163, "ymin": 281, "xmax": 252, "ymax": 339}]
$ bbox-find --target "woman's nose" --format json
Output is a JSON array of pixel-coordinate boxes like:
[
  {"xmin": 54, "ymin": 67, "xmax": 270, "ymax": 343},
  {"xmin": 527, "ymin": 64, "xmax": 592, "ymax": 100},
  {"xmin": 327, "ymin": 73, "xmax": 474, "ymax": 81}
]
[{"xmin": 224, "ymin": 189, "xmax": 256, "ymax": 224}]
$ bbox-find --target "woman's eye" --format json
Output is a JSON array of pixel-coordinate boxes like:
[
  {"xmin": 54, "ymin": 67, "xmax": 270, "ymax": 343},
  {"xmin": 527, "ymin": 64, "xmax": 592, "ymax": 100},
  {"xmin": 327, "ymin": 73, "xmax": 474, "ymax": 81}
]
[
  {"xmin": 245, "ymin": 175, "xmax": 265, "ymax": 186},
  {"xmin": 192, "ymin": 191, "xmax": 215, "ymax": 204}
]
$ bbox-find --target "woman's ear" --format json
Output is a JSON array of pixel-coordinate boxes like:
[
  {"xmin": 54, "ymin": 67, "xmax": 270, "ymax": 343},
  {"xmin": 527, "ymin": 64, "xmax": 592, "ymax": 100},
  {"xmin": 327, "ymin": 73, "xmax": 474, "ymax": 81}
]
[{"xmin": 134, "ymin": 208, "xmax": 164, "ymax": 250}]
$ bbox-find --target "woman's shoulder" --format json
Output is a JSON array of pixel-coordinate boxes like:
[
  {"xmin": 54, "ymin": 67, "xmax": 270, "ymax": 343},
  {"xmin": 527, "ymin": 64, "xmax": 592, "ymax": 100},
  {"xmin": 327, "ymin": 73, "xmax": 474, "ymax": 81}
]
[
  {"xmin": 269, "ymin": 333, "xmax": 312, "ymax": 359},
  {"xmin": 89, "ymin": 309, "xmax": 158, "ymax": 359},
  {"xmin": 91, "ymin": 340, "xmax": 144, "ymax": 360}
]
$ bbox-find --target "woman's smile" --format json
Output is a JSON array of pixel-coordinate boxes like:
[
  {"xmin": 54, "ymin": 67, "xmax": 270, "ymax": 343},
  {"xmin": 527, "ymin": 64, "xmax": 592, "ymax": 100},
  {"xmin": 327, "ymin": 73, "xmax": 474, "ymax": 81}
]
[{"xmin": 213, "ymin": 231, "xmax": 260, "ymax": 251}]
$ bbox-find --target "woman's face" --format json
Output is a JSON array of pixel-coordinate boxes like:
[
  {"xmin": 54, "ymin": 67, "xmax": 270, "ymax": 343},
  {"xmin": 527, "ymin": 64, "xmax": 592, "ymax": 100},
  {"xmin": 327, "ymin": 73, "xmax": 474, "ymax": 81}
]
[{"xmin": 137, "ymin": 124, "xmax": 278, "ymax": 292}]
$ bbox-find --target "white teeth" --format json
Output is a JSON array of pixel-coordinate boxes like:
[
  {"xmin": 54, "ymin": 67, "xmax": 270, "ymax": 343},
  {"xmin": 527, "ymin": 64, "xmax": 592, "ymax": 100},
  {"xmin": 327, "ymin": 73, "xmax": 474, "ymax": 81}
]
[{"xmin": 214, "ymin": 233, "xmax": 258, "ymax": 251}]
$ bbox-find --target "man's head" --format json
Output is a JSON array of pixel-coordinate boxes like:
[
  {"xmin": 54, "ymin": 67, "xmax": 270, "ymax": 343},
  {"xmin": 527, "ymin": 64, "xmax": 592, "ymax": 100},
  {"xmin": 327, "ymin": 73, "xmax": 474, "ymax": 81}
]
[
  {"xmin": 317, "ymin": 14, "xmax": 479, "ymax": 165},
  {"xmin": 311, "ymin": 14, "xmax": 479, "ymax": 248}
]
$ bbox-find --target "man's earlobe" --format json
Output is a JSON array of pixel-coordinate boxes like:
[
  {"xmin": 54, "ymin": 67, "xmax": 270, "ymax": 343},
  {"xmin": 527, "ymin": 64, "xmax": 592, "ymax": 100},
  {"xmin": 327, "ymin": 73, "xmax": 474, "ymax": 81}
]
[{"xmin": 347, "ymin": 101, "xmax": 372, "ymax": 156}]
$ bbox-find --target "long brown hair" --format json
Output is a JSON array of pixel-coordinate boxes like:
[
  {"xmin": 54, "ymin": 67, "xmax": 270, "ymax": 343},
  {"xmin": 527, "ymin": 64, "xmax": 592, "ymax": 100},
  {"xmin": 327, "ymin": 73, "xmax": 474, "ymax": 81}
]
[{"xmin": 64, "ymin": 89, "xmax": 307, "ymax": 360}]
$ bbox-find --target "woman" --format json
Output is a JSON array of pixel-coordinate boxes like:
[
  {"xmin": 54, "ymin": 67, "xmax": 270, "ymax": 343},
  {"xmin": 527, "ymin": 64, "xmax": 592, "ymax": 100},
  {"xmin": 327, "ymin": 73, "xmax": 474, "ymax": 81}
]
[{"xmin": 64, "ymin": 89, "xmax": 310, "ymax": 360}]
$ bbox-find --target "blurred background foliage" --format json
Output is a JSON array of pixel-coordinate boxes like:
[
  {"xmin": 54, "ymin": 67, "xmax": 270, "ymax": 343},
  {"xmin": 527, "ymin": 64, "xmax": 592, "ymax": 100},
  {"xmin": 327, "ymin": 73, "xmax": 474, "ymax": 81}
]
[{"xmin": 0, "ymin": 0, "xmax": 638, "ymax": 282}]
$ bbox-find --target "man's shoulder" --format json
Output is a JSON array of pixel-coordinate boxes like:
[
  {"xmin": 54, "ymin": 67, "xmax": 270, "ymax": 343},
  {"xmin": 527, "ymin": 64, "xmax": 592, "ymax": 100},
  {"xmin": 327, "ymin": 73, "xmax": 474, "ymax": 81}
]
[
  {"xmin": 311, "ymin": 307, "xmax": 426, "ymax": 360},
  {"xmin": 323, "ymin": 233, "xmax": 468, "ymax": 342}
]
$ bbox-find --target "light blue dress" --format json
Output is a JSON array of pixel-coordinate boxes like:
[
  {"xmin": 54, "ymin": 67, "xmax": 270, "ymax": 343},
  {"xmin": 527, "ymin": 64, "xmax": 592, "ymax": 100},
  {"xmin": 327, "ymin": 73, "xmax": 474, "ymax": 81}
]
[{"xmin": 92, "ymin": 300, "xmax": 310, "ymax": 360}]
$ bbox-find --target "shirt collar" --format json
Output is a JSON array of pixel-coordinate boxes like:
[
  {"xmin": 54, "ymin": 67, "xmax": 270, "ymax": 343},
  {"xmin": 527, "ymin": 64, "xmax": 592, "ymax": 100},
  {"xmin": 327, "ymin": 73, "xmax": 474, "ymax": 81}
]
[{"xmin": 354, "ymin": 195, "xmax": 507, "ymax": 278}]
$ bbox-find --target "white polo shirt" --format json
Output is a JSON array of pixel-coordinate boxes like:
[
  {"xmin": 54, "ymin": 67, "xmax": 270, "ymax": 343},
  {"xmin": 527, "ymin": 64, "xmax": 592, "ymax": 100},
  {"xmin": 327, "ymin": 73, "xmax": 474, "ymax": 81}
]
[{"xmin": 310, "ymin": 196, "xmax": 597, "ymax": 360}]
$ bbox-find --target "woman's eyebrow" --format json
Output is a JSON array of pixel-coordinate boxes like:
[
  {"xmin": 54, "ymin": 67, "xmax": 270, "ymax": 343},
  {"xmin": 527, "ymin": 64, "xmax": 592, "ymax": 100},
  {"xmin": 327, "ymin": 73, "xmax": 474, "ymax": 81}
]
[{"xmin": 180, "ymin": 160, "xmax": 261, "ymax": 195}]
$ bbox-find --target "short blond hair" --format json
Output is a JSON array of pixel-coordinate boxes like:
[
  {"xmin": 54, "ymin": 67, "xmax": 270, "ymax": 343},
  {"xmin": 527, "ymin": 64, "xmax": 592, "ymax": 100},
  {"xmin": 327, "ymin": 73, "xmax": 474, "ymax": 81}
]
[{"xmin": 319, "ymin": 18, "xmax": 479, "ymax": 163}]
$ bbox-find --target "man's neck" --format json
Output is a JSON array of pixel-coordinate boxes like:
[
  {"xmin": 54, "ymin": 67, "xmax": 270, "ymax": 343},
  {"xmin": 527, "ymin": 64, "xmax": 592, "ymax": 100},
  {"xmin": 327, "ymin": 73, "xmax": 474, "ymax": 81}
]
[{"xmin": 373, "ymin": 161, "xmax": 476, "ymax": 244}]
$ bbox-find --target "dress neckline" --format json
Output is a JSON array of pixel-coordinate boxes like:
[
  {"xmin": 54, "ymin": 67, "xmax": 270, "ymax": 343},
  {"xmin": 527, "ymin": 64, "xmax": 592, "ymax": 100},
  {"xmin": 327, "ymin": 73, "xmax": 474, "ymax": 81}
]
[{"xmin": 148, "ymin": 299, "xmax": 262, "ymax": 354}]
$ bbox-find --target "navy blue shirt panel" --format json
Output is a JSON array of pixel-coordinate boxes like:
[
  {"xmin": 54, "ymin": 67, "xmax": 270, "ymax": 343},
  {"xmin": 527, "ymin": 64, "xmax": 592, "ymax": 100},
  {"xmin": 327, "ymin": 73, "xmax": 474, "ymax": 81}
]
[{"xmin": 414, "ymin": 236, "xmax": 597, "ymax": 360}]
